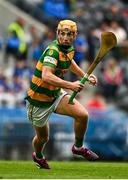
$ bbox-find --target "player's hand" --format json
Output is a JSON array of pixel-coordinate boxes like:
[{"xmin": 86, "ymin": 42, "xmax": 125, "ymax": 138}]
[
  {"xmin": 88, "ymin": 74, "xmax": 98, "ymax": 86},
  {"xmin": 71, "ymin": 81, "xmax": 85, "ymax": 92}
]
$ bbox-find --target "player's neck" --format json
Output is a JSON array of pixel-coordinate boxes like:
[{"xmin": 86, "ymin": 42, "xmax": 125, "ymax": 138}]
[{"xmin": 57, "ymin": 39, "xmax": 71, "ymax": 51}]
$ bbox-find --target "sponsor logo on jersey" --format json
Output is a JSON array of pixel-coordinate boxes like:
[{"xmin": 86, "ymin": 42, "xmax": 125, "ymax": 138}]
[{"xmin": 44, "ymin": 56, "xmax": 57, "ymax": 65}]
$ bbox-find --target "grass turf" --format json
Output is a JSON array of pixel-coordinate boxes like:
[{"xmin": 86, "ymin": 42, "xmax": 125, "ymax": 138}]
[{"xmin": 0, "ymin": 161, "xmax": 128, "ymax": 179}]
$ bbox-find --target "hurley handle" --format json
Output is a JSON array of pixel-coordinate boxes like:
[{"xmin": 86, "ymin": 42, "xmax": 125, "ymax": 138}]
[
  {"xmin": 68, "ymin": 32, "xmax": 117, "ymax": 104},
  {"xmin": 68, "ymin": 74, "xmax": 89, "ymax": 104}
]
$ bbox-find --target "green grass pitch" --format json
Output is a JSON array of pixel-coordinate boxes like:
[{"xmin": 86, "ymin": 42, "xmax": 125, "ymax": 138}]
[{"xmin": 0, "ymin": 161, "xmax": 128, "ymax": 179}]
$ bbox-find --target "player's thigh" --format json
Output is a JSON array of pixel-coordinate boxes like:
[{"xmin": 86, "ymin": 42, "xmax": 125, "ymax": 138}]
[
  {"xmin": 55, "ymin": 94, "xmax": 88, "ymax": 119},
  {"xmin": 33, "ymin": 122, "xmax": 49, "ymax": 141}
]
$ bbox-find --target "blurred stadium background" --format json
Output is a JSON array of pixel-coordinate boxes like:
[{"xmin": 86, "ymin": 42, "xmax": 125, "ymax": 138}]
[{"xmin": 0, "ymin": 0, "xmax": 128, "ymax": 161}]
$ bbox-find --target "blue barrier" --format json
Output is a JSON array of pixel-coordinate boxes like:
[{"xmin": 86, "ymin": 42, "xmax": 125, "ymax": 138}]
[
  {"xmin": 0, "ymin": 107, "xmax": 128, "ymax": 160},
  {"xmin": 86, "ymin": 107, "xmax": 128, "ymax": 160}
]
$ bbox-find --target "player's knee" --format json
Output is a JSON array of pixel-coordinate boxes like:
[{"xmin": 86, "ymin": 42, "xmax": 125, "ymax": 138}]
[
  {"xmin": 76, "ymin": 111, "xmax": 88, "ymax": 123},
  {"xmin": 81, "ymin": 112, "xmax": 88, "ymax": 123}
]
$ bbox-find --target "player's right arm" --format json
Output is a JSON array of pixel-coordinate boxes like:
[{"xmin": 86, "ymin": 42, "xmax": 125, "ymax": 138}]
[
  {"xmin": 42, "ymin": 66, "xmax": 84, "ymax": 92},
  {"xmin": 41, "ymin": 47, "xmax": 84, "ymax": 92}
]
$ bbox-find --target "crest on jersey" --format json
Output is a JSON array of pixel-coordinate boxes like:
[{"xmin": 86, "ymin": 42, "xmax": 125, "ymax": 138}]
[{"xmin": 49, "ymin": 50, "xmax": 53, "ymax": 56}]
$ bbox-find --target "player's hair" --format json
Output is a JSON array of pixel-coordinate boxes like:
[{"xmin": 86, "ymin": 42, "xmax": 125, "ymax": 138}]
[{"xmin": 57, "ymin": 20, "xmax": 77, "ymax": 35}]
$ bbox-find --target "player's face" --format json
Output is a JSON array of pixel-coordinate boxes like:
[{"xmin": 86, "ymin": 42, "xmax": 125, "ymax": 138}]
[{"xmin": 58, "ymin": 29, "xmax": 76, "ymax": 46}]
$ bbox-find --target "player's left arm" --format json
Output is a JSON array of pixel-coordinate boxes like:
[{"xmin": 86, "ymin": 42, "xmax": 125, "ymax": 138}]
[
  {"xmin": 70, "ymin": 59, "xmax": 98, "ymax": 86},
  {"xmin": 70, "ymin": 59, "xmax": 85, "ymax": 77}
]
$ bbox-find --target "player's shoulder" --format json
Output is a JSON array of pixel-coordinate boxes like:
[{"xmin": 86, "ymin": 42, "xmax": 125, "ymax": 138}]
[
  {"xmin": 44, "ymin": 40, "xmax": 59, "ymax": 58},
  {"xmin": 43, "ymin": 40, "xmax": 59, "ymax": 59},
  {"xmin": 48, "ymin": 39, "xmax": 59, "ymax": 53}
]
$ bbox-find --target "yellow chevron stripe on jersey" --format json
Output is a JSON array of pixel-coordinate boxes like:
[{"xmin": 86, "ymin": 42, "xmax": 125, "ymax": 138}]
[
  {"xmin": 31, "ymin": 75, "xmax": 42, "ymax": 86},
  {"xmin": 36, "ymin": 61, "xmax": 43, "ymax": 71},
  {"xmin": 48, "ymin": 45, "xmax": 59, "ymax": 52},
  {"xmin": 32, "ymin": 75, "xmax": 59, "ymax": 90},
  {"xmin": 28, "ymin": 89, "xmax": 55, "ymax": 102},
  {"xmin": 59, "ymin": 51, "xmax": 74, "ymax": 61},
  {"xmin": 67, "ymin": 51, "xmax": 75, "ymax": 60}
]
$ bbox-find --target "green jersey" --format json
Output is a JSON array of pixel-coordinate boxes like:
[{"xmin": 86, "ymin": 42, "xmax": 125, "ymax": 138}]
[{"xmin": 26, "ymin": 39, "xmax": 75, "ymax": 108}]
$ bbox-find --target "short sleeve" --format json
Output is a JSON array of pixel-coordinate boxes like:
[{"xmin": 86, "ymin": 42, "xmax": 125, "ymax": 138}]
[{"xmin": 43, "ymin": 49, "xmax": 59, "ymax": 68}]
